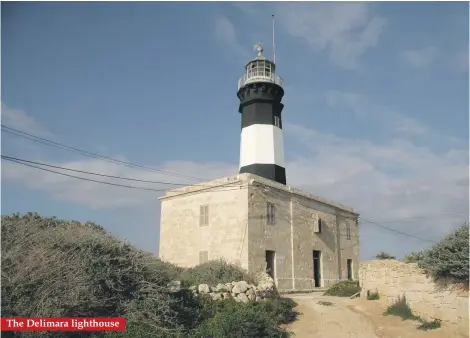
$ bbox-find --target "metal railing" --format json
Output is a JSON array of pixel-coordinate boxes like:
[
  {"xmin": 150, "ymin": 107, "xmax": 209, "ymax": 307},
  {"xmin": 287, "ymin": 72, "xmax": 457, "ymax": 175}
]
[{"xmin": 238, "ymin": 72, "xmax": 283, "ymax": 90}]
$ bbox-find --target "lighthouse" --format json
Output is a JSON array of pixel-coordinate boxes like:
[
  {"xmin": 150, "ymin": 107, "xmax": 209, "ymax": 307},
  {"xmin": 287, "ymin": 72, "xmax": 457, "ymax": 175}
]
[{"xmin": 237, "ymin": 42, "xmax": 286, "ymax": 185}]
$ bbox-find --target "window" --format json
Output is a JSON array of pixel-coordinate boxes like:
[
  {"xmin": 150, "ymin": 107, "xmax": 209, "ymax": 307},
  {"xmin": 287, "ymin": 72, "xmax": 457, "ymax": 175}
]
[
  {"xmin": 313, "ymin": 214, "xmax": 322, "ymax": 233},
  {"xmin": 346, "ymin": 223, "xmax": 351, "ymax": 240},
  {"xmin": 274, "ymin": 116, "xmax": 280, "ymax": 127},
  {"xmin": 266, "ymin": 202, "xmax": 275, "ymax": 225},
  {"xmin": 199, "ymin": 250, "xmax": 209, "ymax": 264},
  {"xmin": 199, "ymin": 205, "xmax": 209, "ymax": 226}
]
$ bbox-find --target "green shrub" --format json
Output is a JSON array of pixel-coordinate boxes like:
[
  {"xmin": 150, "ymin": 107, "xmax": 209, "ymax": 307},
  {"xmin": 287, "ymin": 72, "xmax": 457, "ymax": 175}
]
[
  {"xmin": 375, "ymin": 252, "xmax": 396, "ymax": 260},
  {"xmin": 403, "ymin": 251, "xmax": 424, "ymax": 263},
  {"xmin": 383, "ymin": 295, "xmax": 419, "ymax": 320},
  {"xmin": 190, "ymin": 301, "xmax": 290, "ymax": 338},
  {"xmin": 180, "ymin": 259, "xmax": 255, "ymax": 286},
  {"xmin": 367, "ymin": 290, "xmax": 380, "ymax": 300},
  {"xmin": 418, "ymin": 223, "xmax": 469, "ymax": 282},
  {"xmin": 254, "ymin": 297, "xmax": 298, "ymax": 325},
  {"xmin": 417, "ymin": 318, "xmax": 441, "ymax": 331},
  {"xmin": 323, "ymin": 280, "xmax": 361, "ymax": 297}
]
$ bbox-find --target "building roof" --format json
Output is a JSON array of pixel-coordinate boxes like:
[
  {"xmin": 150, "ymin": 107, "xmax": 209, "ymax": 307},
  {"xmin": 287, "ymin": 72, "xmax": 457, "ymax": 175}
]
[{"xmin": 159, "ymin": 173, "xmax": 358, "ymax": 216}]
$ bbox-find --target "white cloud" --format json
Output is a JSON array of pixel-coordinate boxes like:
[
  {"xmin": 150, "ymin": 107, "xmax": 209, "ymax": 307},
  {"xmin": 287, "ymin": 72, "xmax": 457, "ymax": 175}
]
[
  {"xmin": 284, "ymin": 123, "xmax": 468, "ymax": 256},
  {"xmin": 275, "ymin": 3, "xmax": 386, "ymax": 69},
  {"xmin": 214, "ymin": 15, "xmax": 249, "ymax": 58},
  {"xmin": 325, "ymin": 90, "xmax": 430, "ymax": 136},
  {"xmin": 400, "ymin": 45, "xmax": 438, "ymax": 68},
  {"xmin": 1, "ymin": 103, "xmax": 52, "ymax": 137}
]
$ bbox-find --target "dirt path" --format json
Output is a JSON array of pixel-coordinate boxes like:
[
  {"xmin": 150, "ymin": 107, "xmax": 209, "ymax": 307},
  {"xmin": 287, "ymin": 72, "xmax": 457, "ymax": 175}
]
[
  {"xmin": 285, "ymin": 293, "xmax": 468, "ymax": 338},
  {"xmin": 285, "ymin": 293, "xmax": 379, "ymax": 338}
]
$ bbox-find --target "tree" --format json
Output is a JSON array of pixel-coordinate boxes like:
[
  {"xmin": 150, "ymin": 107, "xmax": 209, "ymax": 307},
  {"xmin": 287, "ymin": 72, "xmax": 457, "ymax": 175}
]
[
  {"xmin": 418, "ymin": 222, "xmax": 469, "ymax": 282},
  {"xmin": 375, "ymin": 252, "xmax": 396, "ymax": 260}
]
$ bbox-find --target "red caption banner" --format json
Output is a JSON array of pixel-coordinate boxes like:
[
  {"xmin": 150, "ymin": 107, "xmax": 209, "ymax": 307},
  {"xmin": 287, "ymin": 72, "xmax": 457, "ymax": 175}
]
[{"xmin": 1, "ymin": 317, "xmax": 126, "ymax": 331}]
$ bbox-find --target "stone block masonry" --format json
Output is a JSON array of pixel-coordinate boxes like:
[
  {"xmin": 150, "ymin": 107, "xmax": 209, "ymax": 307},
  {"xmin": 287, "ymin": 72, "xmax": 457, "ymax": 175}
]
[
  {"xmin": 359, "ymin": 260, "xmax": 468, "ymax": 328},
  {"xmin": 159, "ymin": 173, "xmax": 360, "ymax": 292}
]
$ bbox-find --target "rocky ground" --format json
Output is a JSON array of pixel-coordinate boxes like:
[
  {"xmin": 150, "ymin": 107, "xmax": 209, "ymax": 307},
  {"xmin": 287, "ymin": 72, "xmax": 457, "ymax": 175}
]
[{"xmin": 285, "ymin": 293, "xmax": 469, "ymax": 338}]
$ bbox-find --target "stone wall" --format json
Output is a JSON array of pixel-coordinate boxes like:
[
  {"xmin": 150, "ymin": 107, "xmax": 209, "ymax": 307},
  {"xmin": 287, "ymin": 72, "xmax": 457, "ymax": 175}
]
[{"xmin": 359, "ymin": 260, "xmax": 469, "ymax": 327}]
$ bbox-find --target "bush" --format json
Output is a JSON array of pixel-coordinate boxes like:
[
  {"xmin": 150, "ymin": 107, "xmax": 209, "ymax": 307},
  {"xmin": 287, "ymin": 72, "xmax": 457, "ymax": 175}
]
[
  {"xmin": 366, "ymin": 290, "xmax": 380, "ymax": 300},
  {"xmin": 403, "ymin": 251, "xmax": 424, "ymax": 263},
  {"xmin": 375, "ymin": 252, "xmax": 396, "ymax": 260},
  {"xmin": 418, "ymin": 223, "xmax": 469, "ymax": 282},
  {"xmin": 1, "ymin": 213, "xmax": 192, "ymax": 337},
  {"xmin": 254, "ymin": 298, "xmax": 298, "ymax": 325},
  {"xmin": 383, "ymin": 295, "xmax": 419, "ymax": 321},
  {"xmin": 323, "ymin": 280, "xmax": 361, "ymax": 297},
  {"xmin": 179, "ymin": 259, "xmax": 255, "ymax": 286},
  {"xmin": 190, "ymin": 300, "xmax": 291, "ymax": 338}
]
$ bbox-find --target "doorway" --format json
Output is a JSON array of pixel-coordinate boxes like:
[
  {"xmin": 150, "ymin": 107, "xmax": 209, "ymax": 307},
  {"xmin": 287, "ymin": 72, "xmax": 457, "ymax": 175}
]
[
  {"xmin": 313, "ymin": 250, "xmax": 322, "ymax": 287},
  {"xmin": 266, "ymin": 250, "xmax": 276, "ymax": 279},
  {"xmin": 347, "ymin": 259, "xmax": 353, "ymax": 280}
]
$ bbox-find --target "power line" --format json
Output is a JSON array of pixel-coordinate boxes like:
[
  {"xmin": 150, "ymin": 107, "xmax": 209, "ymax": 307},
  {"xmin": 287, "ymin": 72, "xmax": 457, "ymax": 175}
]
[
  {"xmin": 1, "ymin": 125, "xmax": 208, "ymax": 182},
  {"xmin": 359, "ymin": 217, "xmax": 437, "ymax": 244},
  {"xmin": 1, "ymin": 155, "xmax": 213, "ymax": 187},
  {"xmin": 2, "ymin": 156, "xmax": 245, "ymax": 195},
  {"xmin": 359, "ymin": 212, "xmax": 468, "ymax": 223}
]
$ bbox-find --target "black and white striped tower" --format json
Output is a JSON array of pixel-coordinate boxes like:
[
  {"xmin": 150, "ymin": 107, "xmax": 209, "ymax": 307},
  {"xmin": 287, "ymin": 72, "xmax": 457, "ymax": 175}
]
[{"xmin": 237, "ymin": 42, "xmax": 286, "ymax": 185}]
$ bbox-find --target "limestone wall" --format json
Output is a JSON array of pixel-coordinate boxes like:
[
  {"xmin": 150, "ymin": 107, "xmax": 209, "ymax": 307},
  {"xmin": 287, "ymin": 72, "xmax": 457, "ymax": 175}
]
[
  {"xmin": 159, "ymin": 181, "xmax": 249, "ymax": 269},
  {"xmin": 359, "ymin": 260, "xmax": 469, "ymax": 326},
  {"xmin": 247, "ymin": 183, "xmax": 359, "ymax": 291}
]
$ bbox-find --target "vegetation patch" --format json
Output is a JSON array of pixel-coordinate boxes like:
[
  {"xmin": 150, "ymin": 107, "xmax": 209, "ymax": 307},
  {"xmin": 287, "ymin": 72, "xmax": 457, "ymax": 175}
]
[
  {"xmin": 366, "ymin": 290, "xmax": 380, "ymax": 300},
  {"xmin": 323, "ymin": 280, "xmax": 361, "ymax": 297},
  {"xmin": 417, "ymin": 318, "xmax": 441, "ymax": 331},
  {"xmin": 383, "ymin": 295, "xmax": 420, "ymax": 321},
  {"xmin": 317, "ymin": 301, "xmax": 333, "ymax": 306},
  {"xmin": 189, "ymin": 297, "xmax": 297, "ymax": 338},
  {"xmin": 1, "ymin": 213, "xmax": 297, "ymax": 338},
  {"xmin": 418, "ymin": 223, "xmax": 469, "ymax": 283},
  {"xmin": 403, "ymin": 251, "xmax": 424, "ymax": 263},
  {"xmin": 375, "ymin": 252, "xmax": 396, "ymax": 260},
  {"xmin": 179, "ymin": 259, "xmax": 255, "ymax": 287}
]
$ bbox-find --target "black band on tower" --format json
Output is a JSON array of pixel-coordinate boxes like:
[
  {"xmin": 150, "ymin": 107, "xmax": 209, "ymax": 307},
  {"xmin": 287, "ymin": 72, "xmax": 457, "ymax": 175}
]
[{"xmin": 239, "ymin": 164, "xmax": 286, "ymax": 185}]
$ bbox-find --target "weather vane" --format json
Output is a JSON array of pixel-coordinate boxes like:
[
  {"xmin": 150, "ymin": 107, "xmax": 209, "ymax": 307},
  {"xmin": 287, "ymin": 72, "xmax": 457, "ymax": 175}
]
[{"xmin": 254, "ymin": 42, "xmax": 263, "ymax": 57}]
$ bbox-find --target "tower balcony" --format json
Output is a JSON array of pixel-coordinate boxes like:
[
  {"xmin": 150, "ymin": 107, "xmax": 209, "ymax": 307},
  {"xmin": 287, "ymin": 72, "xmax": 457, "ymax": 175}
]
[{"xmin": 238, "ymin": 72, "xmax": 283, "ymax": 91}]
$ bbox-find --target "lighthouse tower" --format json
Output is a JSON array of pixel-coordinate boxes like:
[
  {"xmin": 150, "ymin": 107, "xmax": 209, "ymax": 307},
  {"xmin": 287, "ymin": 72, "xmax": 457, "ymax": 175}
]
[{"xmin": 237, "ymin": 42, "xmax": 286, "ymax": 185}]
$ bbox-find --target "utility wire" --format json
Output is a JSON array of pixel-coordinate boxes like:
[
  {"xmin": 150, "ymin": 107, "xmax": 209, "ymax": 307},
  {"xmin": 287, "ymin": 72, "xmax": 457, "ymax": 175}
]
[
  {"xmin": 359, "ymin": 212, "xmax": 468, "ymax": 223},
  {"xmin": 2, "ymin": 156, "xmax": 245, "ymax": 194},
  {"xmin": 359, "ymin": 218, "xmax": 437, "ymax": 244},
  {"xmin": 1, "ymin": 155, "xmax": 214, "ymax": 187},
  {"xmin": 1, "ymin": 125, "xmax": 208, "ymax": 182}
]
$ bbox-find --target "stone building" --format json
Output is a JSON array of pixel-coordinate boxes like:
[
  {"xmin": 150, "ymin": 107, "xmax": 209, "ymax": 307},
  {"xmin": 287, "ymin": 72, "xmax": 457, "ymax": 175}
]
[
  {"xmin": 158, "ymin": 43, "xmax": 360, "ymax": 291},
  {"xmin": 159, "ymin": 173, "xmax": 359, "ymax": 291}
]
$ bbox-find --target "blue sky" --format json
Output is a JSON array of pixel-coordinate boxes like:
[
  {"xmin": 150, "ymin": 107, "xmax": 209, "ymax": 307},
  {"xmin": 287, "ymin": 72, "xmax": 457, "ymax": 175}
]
[{"xmin": 2, "ymin": 2, "xmax": 468, "ymax": 260}]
